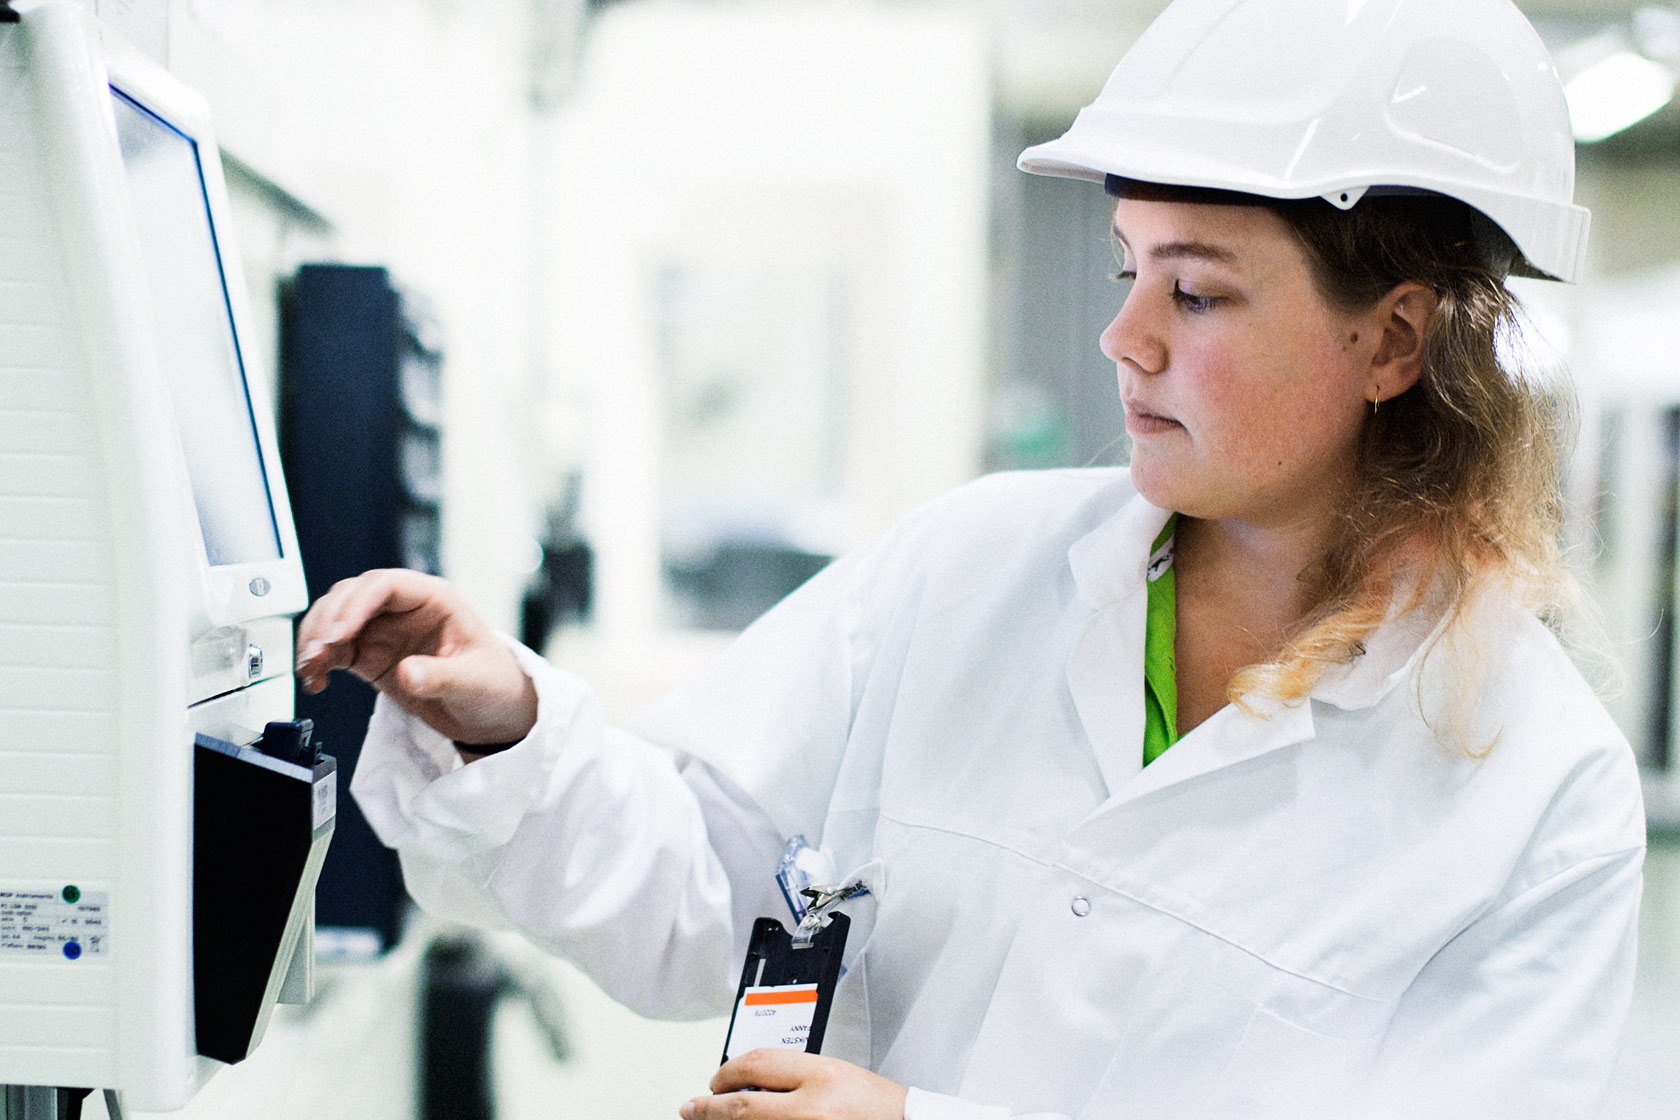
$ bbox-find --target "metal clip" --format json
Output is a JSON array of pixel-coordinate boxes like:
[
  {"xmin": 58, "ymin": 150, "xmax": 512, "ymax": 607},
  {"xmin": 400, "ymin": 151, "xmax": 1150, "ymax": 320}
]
[
  {"xmin": 792, "ymin": 880, "xmax": 869, "ymax": 947},
  {"xmin": 776, "ymin": 834, "xmax": 826, "ymax": 925}
]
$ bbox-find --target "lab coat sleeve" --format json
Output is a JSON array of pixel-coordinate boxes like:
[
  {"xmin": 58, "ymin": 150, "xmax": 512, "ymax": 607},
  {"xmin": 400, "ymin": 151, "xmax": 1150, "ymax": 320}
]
[
  {"xmin": 349, "ymin": 510, "xmax": 929, "ymax": 1021},
  {"xmin": 902, "ymin": 1089, "xmax": 1069, "ymax": 1120},
  {"xmin": 350, "ymin": 637, "xmax": 787, "ymax": 1020},
  {"xmin": 1361, "ymin": 841, "xmax": 1645, "ymax": 1120}
]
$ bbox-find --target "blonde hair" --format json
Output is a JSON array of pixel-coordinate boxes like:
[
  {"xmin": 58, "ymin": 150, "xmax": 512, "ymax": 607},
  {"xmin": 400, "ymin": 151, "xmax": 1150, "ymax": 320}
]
[{"xmin": 1223, "ymin": 194, "xmax": 1577, "ymax": 739}]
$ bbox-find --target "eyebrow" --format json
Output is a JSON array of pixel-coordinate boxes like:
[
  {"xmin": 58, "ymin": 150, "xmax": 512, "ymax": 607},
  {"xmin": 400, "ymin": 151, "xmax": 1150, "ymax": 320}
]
[{"xmin": 1111, "ymin": 225, "xmax": 1240, "ymax": 265}]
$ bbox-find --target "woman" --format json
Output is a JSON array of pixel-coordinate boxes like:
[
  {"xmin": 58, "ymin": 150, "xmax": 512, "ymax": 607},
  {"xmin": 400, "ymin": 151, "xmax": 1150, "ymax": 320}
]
[{"xmin": 297, "ymin": 1, "xmax": 1644, "ymax": 1116}]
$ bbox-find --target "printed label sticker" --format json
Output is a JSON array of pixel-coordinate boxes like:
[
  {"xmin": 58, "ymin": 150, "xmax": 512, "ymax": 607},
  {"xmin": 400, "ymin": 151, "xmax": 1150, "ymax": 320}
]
[
  {"xmin": 0, "ymin": 887, "xmax": 109, "ymax": 960},
  {"xmin": 724, "ymin": 983, "xmax": 819, "ymax": 1059},
  {"xmin": 313, "ymin": 774, "xmax": 336, "ymax": 830}
]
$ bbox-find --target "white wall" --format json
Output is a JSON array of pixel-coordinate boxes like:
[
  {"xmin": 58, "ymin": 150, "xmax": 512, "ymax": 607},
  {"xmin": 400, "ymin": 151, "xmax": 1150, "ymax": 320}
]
[{"xmin": 536, "ymin": 0, "xmax": 992, "ymax": 649}]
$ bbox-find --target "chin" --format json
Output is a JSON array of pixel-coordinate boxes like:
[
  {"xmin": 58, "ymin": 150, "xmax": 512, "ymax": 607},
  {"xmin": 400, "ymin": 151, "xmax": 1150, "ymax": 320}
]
[
  {"xmin": 1129, "ymin": 469, "xmax": 1231, "ymax": 522},
  {"xmin": 1126, "ymin": 460, "xmax": 1182, "ymax": 512}
]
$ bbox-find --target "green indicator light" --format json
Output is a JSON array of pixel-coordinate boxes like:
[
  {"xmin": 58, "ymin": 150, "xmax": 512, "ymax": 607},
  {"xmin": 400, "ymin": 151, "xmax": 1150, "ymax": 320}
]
[{"xmin": 62, "ymin": 885, "xmax": 80, "ymax": 904}]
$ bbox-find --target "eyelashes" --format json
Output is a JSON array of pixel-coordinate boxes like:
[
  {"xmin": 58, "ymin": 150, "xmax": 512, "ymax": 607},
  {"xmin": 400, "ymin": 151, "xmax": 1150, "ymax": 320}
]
[
  {"xmin": 1171, "ymin": 283, "xmax": 1219, "ymax": 313},
  {"xmin": 1107, "ymin": 271, "xmax": 1221, "ymax": 313}
]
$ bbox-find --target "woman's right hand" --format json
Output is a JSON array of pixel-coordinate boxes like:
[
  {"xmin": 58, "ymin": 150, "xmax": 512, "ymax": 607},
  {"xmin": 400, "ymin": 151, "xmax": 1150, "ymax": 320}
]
[{"xmin": 294, "ymin": 569, "xmax": 538, "ymax": 752}]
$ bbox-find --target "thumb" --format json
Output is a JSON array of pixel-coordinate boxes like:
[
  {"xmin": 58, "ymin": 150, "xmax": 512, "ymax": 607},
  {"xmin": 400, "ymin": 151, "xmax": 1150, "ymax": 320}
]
[
  {"xmin": 392, "ymin": 652, "xmax": 461, "ymax": 700},
  {"xmin": 391, "ymin": 648, "xmax": 527, "ymax": 728},
  {"xmin": 391, "ymin": 646, "xmax": 535, "ymax": 745}
]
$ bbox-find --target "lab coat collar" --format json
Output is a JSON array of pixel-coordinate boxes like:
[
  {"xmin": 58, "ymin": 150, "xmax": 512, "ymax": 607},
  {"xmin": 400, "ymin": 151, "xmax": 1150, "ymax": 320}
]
[
  {"xmin": 1067, "ymin": 487, "xmax": 1172, "ymax": 607},
  {"xmin": 1308, "ymin": 595, "xmax": 1446, "ymax": 712},
  {"xmin": 1063, "ymin": 487, "xmax": 1449, "ymax": 802}
]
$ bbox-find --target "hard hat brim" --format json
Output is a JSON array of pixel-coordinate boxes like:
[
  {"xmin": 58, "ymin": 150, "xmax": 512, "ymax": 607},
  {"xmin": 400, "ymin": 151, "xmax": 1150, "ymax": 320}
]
[{"xmin": 1018, "ymin": 131, "xmax": 1590, "ymax": 284}]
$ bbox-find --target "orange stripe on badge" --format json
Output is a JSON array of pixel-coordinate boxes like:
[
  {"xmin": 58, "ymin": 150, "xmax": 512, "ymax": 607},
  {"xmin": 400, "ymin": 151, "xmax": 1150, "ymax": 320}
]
[{"xmin": 744, "ymin": 988, "xmax": 820, "ymax": 1006}]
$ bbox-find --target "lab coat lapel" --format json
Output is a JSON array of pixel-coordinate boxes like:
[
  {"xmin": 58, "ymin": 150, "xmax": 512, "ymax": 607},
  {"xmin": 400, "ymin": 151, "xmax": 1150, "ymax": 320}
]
[
  {"xmin": 1064, "ymin": 495, "xmax": 1171, "ymax": 798},
  {"xmin": 1066, "ymin": 605, "xmax": 1148, "ymax": 797},
  {"xmin": 1106, "ymin": 695, "xmax": 1317, "ymax": 808}
]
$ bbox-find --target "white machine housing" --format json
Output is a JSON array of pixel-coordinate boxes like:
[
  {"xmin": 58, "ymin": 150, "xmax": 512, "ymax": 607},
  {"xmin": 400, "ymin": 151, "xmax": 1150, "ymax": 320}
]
[{"xmin": 0, "ymin": 3, "xmax": 310, "ymax": 1108}]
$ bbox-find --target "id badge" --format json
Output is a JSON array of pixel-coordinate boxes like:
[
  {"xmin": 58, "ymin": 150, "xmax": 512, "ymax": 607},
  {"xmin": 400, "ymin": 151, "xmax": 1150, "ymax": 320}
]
[{"xmin": 720, "ymin": 913, "xmax": 849, "ymax": 1062}]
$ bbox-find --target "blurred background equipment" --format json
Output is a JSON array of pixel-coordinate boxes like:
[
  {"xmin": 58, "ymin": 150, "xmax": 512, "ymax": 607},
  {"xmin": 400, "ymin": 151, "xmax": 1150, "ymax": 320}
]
[
  {"xmin": 279, "ymin": 263, "xmax": 445, "ymax": 954},
  {"xmin": 418, "ymin": 936, "xmax": 570, "ymax": 1120},
  {"xmin": 517, "ymin": 475, "xmax": 593, "ymax": 652}
]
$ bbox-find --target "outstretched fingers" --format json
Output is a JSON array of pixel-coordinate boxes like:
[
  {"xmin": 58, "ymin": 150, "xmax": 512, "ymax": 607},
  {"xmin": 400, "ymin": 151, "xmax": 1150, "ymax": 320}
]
[{"xmin": 295, "ymin": 569, "xmax": 450, "ymax": 691}]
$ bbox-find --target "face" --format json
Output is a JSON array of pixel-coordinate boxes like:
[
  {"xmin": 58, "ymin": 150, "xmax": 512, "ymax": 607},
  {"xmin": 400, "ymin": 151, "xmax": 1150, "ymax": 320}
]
[{"xmin": 1101, "ymin": 198, "xmax": 1379, "ymax": 530}]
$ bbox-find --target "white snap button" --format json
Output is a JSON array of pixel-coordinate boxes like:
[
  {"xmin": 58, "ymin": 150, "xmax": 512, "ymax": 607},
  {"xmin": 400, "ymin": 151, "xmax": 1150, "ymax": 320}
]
[{"xmin": 1071, "ymin": 896, "xmax": 1092, "ymax": 918}]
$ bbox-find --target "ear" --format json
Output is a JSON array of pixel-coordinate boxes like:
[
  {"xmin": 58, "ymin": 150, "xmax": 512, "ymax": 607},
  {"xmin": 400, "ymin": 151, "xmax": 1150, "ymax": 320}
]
[{"xmin": 1365, "ymin": 282, "xmax": 1436, "ymax": 405}]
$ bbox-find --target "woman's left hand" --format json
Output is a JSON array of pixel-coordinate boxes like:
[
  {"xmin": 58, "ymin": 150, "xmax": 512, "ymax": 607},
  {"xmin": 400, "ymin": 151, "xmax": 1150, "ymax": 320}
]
[{"xmin": 680, "ymin": 1051, "xmax": 908, "ymax": 1120}]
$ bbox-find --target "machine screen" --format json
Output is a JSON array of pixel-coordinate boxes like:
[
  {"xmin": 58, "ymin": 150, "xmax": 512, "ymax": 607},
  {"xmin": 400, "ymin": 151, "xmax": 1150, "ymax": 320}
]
[{"xmin": 110, "ymin": 89, "xmax": 283, "ymax": 567}]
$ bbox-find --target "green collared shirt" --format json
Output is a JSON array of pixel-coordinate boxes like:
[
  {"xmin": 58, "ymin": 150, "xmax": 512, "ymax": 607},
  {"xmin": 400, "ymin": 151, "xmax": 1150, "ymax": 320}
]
[{"xmin": 1143, "ymin": 515, "xmax": 1179, "ymax": 766}]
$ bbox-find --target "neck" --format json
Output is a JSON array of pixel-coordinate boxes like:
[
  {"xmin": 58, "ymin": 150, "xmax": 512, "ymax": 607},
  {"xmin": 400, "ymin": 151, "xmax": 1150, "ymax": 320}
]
[{"xmin": 1174, "ymin": 509, "xmax": 1342, "ymax": 638}]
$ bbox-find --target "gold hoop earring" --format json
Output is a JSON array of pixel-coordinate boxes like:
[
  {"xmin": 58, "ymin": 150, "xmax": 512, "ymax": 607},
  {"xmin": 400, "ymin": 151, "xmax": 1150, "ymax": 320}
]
[{"xmin": 1370, "ymin": 390, "xmax": 1380, "ymax": 417}]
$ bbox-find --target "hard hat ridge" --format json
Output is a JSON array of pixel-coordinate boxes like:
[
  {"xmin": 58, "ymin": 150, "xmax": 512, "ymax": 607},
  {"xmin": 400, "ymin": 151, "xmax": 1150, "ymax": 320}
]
[{"xmin": 1020, "ymin": 0, "xmax": 1590, "ymax": 282}]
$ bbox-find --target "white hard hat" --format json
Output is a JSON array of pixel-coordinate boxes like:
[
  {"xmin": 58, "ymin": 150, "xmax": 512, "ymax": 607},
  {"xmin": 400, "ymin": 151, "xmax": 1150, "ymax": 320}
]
[{"xmin": 1018, "ymin": 0, "xmax": 1590, "ymax": 283}]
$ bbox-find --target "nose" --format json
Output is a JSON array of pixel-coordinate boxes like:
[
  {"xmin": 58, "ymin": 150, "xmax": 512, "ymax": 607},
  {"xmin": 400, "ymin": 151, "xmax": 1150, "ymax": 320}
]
[{"xmin": 1099, "ymin": 286, "xmax": 1166, "ymax": 376}]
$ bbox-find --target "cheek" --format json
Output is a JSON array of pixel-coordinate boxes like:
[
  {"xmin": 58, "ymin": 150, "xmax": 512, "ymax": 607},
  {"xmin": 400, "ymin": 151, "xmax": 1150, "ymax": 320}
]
[
  {"xmin": 1188, "ymin": 353, "xmax": 1296, "ymax": 437},
  {"xmin": 1283, "ymin": 383, "xmax": 1370, "ymax": 469},
  {"xmin": 1210, "ymin": 352, "xmax": 1366, "ymax": 466}
]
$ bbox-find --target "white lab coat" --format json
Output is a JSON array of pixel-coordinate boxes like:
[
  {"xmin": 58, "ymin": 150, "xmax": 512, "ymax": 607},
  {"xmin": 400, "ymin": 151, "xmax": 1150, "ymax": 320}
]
[{"xmin": 353, "ymin": 469, "xmax": 1645, "ymax": 1120}]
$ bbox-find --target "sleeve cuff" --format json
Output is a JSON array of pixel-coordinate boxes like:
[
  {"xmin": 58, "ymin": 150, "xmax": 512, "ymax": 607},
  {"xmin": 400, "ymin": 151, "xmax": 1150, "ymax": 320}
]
[{"xmin": 349, "ymin": 634, "xmax": 604, "ymax": 861}]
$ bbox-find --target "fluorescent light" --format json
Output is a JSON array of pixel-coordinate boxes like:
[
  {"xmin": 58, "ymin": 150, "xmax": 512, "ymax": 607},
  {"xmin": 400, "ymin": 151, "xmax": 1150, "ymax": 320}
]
[{"xmin": 1565, "ymin": 49, "xmax": 1677, "ymax": 142}]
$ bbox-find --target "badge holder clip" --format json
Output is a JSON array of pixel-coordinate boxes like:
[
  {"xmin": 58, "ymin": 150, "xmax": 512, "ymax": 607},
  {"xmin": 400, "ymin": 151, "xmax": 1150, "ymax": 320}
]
[{"xmin": 720, "ymin": 912, "xmax": 849, "ymax": 1063}]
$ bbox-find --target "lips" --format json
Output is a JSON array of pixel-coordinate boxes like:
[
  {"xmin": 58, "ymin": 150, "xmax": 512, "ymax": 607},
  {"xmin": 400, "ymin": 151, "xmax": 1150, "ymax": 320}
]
[{"xmin": 1123, "ymin": 399, "xmax": 1182, "ymax": 436}]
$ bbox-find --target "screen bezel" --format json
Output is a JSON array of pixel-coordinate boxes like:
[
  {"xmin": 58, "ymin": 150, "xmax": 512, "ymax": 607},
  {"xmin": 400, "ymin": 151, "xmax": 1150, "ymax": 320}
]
[{"xmin": 102, "ymin": 42, "xmax": 307, "ymax": 631}]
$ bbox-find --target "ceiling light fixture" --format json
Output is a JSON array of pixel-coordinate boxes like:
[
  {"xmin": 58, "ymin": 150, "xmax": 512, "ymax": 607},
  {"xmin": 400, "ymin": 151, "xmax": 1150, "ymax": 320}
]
[{"xmin": 1564, "ymin": 47, "xmax": 1677, "ymax": 142}]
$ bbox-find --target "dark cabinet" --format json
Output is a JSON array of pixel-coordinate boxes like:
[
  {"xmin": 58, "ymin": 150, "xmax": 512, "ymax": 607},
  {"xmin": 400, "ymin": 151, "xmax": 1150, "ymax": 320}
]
[{"xmin": 279, "ymin": 263, "xmax": 443, "ymax": 950}]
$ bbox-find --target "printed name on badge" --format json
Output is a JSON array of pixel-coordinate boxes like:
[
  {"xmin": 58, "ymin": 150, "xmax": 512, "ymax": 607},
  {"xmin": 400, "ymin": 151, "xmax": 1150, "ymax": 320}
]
[{"xmin": 724, "ymin": 984, "xmax": 820, "ymax": 1059}]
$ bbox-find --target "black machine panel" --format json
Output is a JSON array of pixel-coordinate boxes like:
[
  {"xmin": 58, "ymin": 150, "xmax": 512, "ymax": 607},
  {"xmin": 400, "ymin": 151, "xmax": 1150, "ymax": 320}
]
[{"xmin": 279, "ymin": 264, "xmax": 443, "ymax": 950}]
